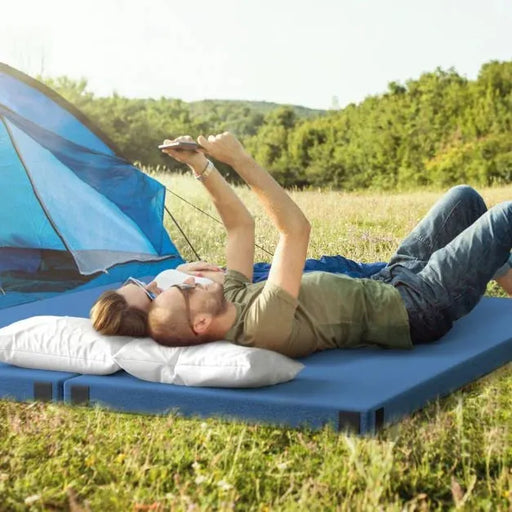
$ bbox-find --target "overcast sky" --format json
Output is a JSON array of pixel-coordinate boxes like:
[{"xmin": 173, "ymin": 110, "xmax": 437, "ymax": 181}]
[{"xmin": 1, "ymin": 0, "xmax": 511, "ymax": 110}]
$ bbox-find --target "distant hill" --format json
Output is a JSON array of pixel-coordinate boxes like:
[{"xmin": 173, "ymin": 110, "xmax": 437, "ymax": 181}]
[
  {"xmin": 188, "ymin": 99, "xmax": 324, "ymax": 119},
  {"xmin": 187, "ymin": 99, "xmax": 324, "ymax": 138},
  {"xmin": 39, "ymin": 75, "xmax": 326, "ymax": 166}
]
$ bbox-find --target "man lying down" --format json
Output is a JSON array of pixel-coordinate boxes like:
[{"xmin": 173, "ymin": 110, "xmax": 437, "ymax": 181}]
[
  {"xmin": 90, "ymin": 258, "xmax": 386, "ymax": 337},
  {"xmin": 91, "ymin": 132, "xmax": 512, "ymax": 358}
]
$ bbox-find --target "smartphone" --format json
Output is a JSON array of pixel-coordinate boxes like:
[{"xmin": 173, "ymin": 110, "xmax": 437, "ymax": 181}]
[{"xmin": 158, "ymin": 141, "xmax": 202, "ymax": 151}]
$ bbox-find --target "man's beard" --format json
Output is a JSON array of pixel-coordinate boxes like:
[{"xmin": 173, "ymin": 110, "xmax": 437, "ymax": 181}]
[{"xmin": 205, "ymin": 283, "xmax": 228, "ymax": 316}]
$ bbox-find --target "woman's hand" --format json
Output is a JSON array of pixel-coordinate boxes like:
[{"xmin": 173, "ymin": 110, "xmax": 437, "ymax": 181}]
[
  {"xmin": 197, "ymin": 132, "xmax": 251, "ymax": 168},
  {"xmin": 177, "ymin": 261, "xmax": 225, "ymax": 283},
  {"xmin": 160, "ymin": 136, "xmax": 208, "ymax": 174},
  {"xmin": 177, "ymin": 261, "xmax": 223, "ymax": 274}
]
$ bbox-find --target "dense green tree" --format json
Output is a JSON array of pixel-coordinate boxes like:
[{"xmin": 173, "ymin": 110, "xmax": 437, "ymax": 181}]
[{"xmin": 41, "ymin": 59, "xmax": 512, "ymax": 189}]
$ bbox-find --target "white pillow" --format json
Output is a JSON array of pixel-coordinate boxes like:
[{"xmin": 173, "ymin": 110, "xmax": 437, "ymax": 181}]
[
  {"xmin": 113, "ymin": 338, "xmax": 305, "ymax": 388},
  {"xmin": 0, "ymin": 316, "xmax": 126, "ymax": 374}
]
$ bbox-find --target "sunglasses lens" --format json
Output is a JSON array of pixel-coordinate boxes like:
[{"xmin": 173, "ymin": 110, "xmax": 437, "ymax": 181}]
[{"xmin": 125, "ymin": 277, "xmax": 155, "ymax": 301}]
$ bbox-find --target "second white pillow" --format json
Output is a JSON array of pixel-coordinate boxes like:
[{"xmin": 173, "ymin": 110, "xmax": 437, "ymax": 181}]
[{"xmin": 113, "ymin": 338, "xmax": 304, "ymax": 388}]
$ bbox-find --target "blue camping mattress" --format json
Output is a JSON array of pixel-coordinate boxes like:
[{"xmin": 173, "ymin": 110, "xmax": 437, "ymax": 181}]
[
  {"xmin": 0, "ymin": 362, "xmax": 77, "ymax": 402},
  {"xmin": 0, "ymin": 285, "xmax": 511, "ymax": 433}
]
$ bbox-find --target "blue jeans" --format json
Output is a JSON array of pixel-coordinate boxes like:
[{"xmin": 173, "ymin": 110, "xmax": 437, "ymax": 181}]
[{"xmin": 372, "ymin": 185, "xmax": 512, "ymax": 343}]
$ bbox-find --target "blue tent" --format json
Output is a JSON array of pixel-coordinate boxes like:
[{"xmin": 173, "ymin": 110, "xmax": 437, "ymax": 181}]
[{"xmin": 0, "ymin": 63, "xmax": 184, "ymax": 308}]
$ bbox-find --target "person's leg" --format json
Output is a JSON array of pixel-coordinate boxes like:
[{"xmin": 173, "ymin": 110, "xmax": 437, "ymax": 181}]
[
  {"xmin": 388, "ymin": 185, "xmax": 488, "ymax": 267},
  {"xmin": 413, "ymin": 200, "xmax": 512, "ymax": 330},
  {"xmin": 376, "ymin": 185, "xmax": 511, "ymax": 294}
]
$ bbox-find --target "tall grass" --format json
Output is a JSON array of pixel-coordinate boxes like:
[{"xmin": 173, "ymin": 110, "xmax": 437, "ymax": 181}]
[{"xmin": 0, "ymin": 176, "xmax": 511, "ymax": 511}]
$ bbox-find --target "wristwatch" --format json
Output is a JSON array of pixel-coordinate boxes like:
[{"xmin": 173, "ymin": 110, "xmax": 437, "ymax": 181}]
[{"xmin": 195, "ymin": 159, "xmax": 214, "ymax": 181}]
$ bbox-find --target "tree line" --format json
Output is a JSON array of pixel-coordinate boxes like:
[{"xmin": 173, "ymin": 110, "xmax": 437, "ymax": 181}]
[{"xmin": 42, "ymin": 60, "xmax": 512, "ymax": 189}]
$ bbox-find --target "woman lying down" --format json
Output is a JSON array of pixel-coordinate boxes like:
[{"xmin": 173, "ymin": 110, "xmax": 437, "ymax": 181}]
[{"xmin": 91, "ymin": 261, "xmax": 227, "ymax": 337}]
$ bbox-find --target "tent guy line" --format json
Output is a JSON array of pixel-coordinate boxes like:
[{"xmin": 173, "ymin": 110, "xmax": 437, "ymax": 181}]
[{"xmin": 165, "ymin": 187, "xmax": 274, "ymax": 257}]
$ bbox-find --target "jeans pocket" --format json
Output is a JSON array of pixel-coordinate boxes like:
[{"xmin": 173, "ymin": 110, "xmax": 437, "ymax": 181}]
[{"xmin": 396, "ymin": 282, "xmax": 452, "ymax": 344}]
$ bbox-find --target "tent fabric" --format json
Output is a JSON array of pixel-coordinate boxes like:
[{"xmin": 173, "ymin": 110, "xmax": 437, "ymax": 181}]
[
  {"xmin": 0, "ymin": 65, "xmax": 117, "ymax": 154},
  {"xmin": 1, "ymin": 106, "xmax": 175, "ymax": 257},
  {"xmin": 0, "ymin": 63, "xmax": 184, "ymax": 306},
  {"xmin": 0, "ymin": 248, "xmax": 41, "ymax": 273}
]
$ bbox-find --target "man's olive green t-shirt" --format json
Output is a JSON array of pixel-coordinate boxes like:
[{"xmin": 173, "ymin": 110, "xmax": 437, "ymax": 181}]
[{"xmin": 223, "ymin": 270, "xmax": 412, "ymax": 358}]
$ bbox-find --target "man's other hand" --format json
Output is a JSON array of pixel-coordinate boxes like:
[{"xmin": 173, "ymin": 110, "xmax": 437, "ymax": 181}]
[{"xmin": 197, "ymin": 132, "xmax": 250, "ymax": 168}]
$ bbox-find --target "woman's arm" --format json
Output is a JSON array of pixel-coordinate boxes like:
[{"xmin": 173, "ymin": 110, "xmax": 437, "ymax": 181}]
[{"xmin": 161, "ymin": 136, "xmax": 255, "ymax": 281}]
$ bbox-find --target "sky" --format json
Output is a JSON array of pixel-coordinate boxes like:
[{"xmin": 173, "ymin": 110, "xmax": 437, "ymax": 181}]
[{"xmin": 1, "ymin": 0, "xmax": 511, "ymax": 110}]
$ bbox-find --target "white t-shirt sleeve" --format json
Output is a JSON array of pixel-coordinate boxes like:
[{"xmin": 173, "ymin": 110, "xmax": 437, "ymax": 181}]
[{"xmin": 153, "ymin": 269, "xmax": 213, "ymax": 290}]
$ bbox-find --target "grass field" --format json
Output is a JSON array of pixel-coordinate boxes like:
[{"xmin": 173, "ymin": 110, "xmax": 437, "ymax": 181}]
[{"xmin": 1, "ymin": 176, "xmax": 511, "ymax": 511}]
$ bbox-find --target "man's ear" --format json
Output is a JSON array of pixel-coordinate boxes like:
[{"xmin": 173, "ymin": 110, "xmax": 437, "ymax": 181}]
[{"xmin": 192, "ymin": 313, "xmax": 213, "ymax": 335}]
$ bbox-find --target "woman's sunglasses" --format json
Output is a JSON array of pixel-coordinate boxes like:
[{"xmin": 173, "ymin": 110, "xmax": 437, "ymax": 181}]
[{"xmin": 122, "ymin": 277, "xmax": 156, "ymax": 301}]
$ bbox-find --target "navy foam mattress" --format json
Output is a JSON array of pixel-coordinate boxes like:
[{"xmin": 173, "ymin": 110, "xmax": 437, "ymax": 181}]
[
  {"xmin": 0, "ymin": 285, "xmax": 511, "ymax": 434},
  {"xmin": 0, "ymin": 363, "xmax": 77, "ymax": 402}
]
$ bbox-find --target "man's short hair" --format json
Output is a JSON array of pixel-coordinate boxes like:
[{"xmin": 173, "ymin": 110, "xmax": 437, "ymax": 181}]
[
  {"xmin": 148, "ymin": 304, "xmax": 205, "ymax": 347},
  {"xmin": 90, "ymin": 290, "xmax": 148, "ymax": 337}
]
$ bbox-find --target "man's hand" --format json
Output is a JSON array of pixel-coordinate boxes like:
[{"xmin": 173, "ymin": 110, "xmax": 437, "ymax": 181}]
[
  {"xmin": 160, "ymin": 136, "xmax": 207, "ymax": 174},
  {"xmin": 197, "ymin": 132, "xmax": 251, "ymax": 168}
]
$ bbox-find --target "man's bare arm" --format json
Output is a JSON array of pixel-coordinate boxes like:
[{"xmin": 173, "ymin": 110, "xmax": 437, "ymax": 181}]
[{"xmin": 203, "ymin": 133, "xmax": 310, "ymax": 299}]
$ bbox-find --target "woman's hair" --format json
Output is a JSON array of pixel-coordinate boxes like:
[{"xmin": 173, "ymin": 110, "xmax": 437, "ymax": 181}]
[{"xmin": 90, "ymin": 290, "xmax": 148, "ymax": 337}]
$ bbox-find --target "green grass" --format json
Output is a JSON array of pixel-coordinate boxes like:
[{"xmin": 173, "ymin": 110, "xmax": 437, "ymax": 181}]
[{"xmin": 1, "ymin": 177, "xmax": 512, "ymax": 511}]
